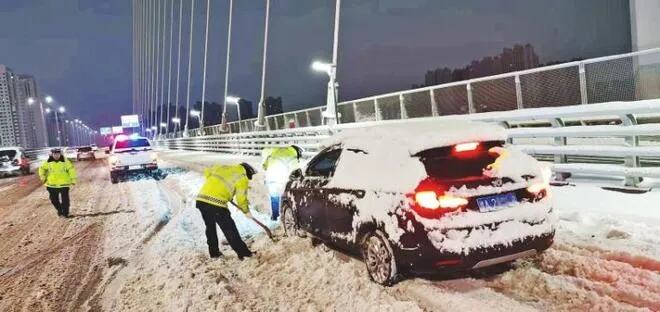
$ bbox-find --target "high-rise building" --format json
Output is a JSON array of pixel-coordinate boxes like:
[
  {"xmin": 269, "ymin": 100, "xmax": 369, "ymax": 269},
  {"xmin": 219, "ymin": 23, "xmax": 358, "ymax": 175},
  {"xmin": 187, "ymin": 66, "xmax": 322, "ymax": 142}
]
[
  {"xmin": 0, "ymin": 65, "xmax": 47, "ymax": 148},
  {"xmin": 0, "ymin": 65, "xmax": 21, "ymax": 147},
  {"xmin": 16, "ymin": 75, "xmax": 47, "ymax": 148}
]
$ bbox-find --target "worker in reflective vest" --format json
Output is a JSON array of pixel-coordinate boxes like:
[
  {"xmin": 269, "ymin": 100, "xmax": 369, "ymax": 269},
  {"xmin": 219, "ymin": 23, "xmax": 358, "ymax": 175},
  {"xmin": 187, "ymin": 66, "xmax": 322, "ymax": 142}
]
[
  {"xmin": 196, "ymin": 163, "xmax": 256, "ymax": 259},
  {"xmin": 38, "ymin": 148, "xmax": 77, "ymax": 218},
  {"xmin": 262, "ymin": 145, "xmax": 303, "ymax": 220}
]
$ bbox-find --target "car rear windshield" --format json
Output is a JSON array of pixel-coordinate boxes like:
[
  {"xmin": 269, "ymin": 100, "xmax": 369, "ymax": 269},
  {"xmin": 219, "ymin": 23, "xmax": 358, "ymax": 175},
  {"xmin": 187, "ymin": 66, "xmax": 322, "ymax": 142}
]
[
  {"xmin": 0, "ymin": 150, "xmax": 17, "ymax": 159},
  {"xmin": 78, "ymin": 147, "xmax": 92, "ymax": 152},
  {"xmin": 415, "ymin": 141, "xmax": 504, "ymax": 179},
  {"xmin": 115, "ymin": 139, "xmax": 151, "ymax": 149}
]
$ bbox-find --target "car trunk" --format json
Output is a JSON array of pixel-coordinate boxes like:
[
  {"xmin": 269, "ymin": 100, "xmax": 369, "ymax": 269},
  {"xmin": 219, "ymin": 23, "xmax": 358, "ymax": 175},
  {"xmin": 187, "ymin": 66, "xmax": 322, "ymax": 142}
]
[
  {"xmin": 115, "ymin": 148, "xmax": 152, "ymax": 167},
  {"xmin": 414, "ymin": 141, "xmax": 537, "ymax": 213}
]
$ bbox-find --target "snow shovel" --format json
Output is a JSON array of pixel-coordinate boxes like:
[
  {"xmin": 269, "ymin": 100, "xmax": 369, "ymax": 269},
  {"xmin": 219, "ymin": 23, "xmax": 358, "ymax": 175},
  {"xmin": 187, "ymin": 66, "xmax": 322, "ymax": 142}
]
[{"xmin": 229, "ymin": 201, "xmax": 276, "ymax": 242}]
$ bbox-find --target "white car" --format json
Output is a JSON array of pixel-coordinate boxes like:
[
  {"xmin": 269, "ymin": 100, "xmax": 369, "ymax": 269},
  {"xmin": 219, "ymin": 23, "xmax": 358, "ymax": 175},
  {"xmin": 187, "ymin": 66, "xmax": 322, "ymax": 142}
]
[
  {"xmin": 63, "ymin": 147, "xmax": 78, "ymax": 160},
  {"xmin": 0, "ymin": 147, "xmax": 30, "ymax": 176},
  {"xmin": 108, "ymin": 134, "xmax": 158, "ymax": 184}
]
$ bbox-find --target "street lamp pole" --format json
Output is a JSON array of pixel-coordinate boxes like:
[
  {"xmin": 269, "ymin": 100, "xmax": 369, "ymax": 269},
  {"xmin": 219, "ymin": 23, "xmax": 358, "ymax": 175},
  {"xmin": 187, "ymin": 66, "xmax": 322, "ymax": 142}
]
[
  {"xmin": 255, "ymin": 0, "xmax": 271, "ymax": 130},
  {"xmin": 220, "ymin": 0, "xmax": 234, "ymax": 130},
  {"xmin": 326, "ymin": 0, "xmax": 341, "ymax": 126}
]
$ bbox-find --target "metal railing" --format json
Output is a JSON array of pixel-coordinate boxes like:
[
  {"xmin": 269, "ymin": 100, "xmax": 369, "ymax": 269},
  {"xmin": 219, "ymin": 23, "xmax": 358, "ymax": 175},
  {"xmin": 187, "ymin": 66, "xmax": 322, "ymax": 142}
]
[
  {"xmin": 162, "ymin": 47, "xmax": 660, "ymax": 138},
  {"xmin": 156, "ymin": 99, "xmax": 660, "ymax": 187}
]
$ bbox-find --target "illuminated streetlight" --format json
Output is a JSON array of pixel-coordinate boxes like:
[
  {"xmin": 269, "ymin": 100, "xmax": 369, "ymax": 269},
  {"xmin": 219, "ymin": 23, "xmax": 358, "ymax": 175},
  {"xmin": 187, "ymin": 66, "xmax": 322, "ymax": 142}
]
[
  {"xmin": 225, "ymin": 96, "xmax": 242, "ymax": 127},
  {"xmin": 160, "ymin": 122, "xmax": 167, "ymax": 128},
  {"xmin": 45, "ymin": 95, "xmax": 54, "ymax": 104},
  {"xmin": 45, "ymin": 108, "xmax": 51, "ymax": 113},
  {"xmin": 58, "ymin": 106, "xmax": 65, "ymax": 114},
  {"xmin": 190, "ymin": 110, "xmax": 200, "ymax": 117},
  {"xmin": 171, "ymin": 117, "xmax": 181, "ymax": 123},
  {"xmin": 312, "ymin": 60, "xmax": 338, "ymax": 125},
  {"xmin": 27, "ymin": 98, "xmax": 35, "ymax": 105},
  {"xmin": 311, "ymin": 61, "xmax": 332, "ymax": 73}
]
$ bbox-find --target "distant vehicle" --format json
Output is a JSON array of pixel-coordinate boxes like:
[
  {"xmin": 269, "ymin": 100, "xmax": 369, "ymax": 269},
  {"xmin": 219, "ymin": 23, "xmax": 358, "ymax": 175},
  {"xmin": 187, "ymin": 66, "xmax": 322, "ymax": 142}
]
[
  {"xmin": 108, "ymin": 134, "xmax": 158, "ymax": 184},
  {"xmin": 0, "ymin": 147, "xmax": 30, "ymax": 176},
  {"xmin": 280, "ymin": 121, "xmax": 555, "ymax": 285},
  {"xmin": 63, "ymin": 147, "xmax": 78, "ymax": 161},
  {"xmin": 77, "ymin": 146, "xmax": 95, "ymax": 161}
]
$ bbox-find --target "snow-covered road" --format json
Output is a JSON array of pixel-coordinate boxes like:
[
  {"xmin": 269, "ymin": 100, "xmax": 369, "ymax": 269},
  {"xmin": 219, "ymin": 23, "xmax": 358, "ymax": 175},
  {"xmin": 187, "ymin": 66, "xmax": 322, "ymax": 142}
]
[{"xmin": 0, "ymin": 152, "xmax": 658, "ymax": 311}]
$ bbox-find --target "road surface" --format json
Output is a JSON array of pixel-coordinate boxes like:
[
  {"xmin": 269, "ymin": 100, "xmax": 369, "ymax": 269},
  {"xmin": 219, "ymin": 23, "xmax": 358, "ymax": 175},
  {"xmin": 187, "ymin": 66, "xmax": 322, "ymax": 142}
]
[{"xmin": 0, "ymin": 157, "xmax": 658, "ymax": 311}]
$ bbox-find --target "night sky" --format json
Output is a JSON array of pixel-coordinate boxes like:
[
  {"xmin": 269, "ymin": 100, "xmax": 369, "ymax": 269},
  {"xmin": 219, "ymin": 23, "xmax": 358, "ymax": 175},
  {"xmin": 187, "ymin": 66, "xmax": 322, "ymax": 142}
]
[{"xmin": 1, "ymin": 0, "xmax": 631, "ymax": 128}]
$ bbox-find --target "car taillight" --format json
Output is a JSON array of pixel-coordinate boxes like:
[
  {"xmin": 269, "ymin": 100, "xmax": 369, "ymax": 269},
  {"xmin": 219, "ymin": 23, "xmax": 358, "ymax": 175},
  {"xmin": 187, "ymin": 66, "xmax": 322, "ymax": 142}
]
[{"xmin": 411, "ymin": 178, "xmax": 467, "ymax": 218}]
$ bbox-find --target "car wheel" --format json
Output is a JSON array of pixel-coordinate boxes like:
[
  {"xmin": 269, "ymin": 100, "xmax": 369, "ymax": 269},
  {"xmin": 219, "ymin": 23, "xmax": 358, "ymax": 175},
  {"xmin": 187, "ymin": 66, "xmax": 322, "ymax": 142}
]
[
  {"xmin": 362, "ymin": 230, "xmax": 398, "ymax": 286},
  {"xmin": 110, "ymin": 175, "xmax": 119, "ymax": 184},
  {"xmin": 281, "ymin": 203, "xmax": 302, "ymax": 237}
]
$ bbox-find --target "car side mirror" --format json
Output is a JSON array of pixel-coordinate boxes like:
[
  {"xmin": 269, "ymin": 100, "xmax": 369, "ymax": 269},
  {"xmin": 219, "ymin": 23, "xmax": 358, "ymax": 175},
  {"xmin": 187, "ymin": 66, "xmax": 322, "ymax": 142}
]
[{"xmin": 289, "ymin": 168, "xmax": 303, "ymax": 181}]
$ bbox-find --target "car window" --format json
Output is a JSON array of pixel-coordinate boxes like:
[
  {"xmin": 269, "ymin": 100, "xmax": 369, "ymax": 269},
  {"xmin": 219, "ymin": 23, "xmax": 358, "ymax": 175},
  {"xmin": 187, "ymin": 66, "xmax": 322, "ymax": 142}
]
[
  {"xmin": 114, "ymin": 138, "xmax": 151, "ymax": 149},
  {"xmin": 0, "ymin": 150, "xmax": 17, "ymax": 159},
  {"xmin": 416, "ymin": 140, "xmax": 504, "ymax": 179},
  {"xmin": 78, "ymin": 147, "xmax": 92, "ymax": 152},
  {"xmin": 306, "ymin": 148, "xmax": 342, "ymax": 178}
]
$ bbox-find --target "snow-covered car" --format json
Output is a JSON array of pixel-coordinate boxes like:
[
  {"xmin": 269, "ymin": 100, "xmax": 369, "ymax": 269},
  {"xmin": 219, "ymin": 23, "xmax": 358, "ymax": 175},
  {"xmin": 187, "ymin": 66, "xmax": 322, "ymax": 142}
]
[
  {"xmin": 108, "ymin": 134, "xmax": 158, "ymax": 184},
  {"xmin": 77, "ymin": 146, "xmax": 95, "ymax": 161},
  {"xmin": 280, "ymin": 121, "xmax": 555, "ymax": 285},
  {"xmin": 0, "ymin": 147, "xmax": 30, "ymax": 176}
]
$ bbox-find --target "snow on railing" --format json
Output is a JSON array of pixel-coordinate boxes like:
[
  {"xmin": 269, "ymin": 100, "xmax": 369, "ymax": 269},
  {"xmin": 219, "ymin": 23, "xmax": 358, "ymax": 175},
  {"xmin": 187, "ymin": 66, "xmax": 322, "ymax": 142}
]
[{"xmin": 156, "ymin": 99, "xmax": 660, "ymax": 187}]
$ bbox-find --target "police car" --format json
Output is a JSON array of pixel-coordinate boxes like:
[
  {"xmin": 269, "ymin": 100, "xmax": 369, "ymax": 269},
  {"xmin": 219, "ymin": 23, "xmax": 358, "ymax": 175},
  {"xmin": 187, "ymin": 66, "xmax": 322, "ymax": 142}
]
[{"xmin": 108, "ymin": 134, "xmax": 158, "ymax": 184}]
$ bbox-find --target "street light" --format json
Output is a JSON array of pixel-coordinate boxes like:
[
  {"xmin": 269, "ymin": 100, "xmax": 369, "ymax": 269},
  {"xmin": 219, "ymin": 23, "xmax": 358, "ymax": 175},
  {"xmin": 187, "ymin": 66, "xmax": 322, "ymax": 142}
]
[
  {"xmin": 45, "ymin": 95, "xmax": 53, "ymax": 104},
  {"xmin": 311, "ymin": 0, "xmax": 341, "ymax": 126},
  {"xmin": 312, "ymin": 60, "xmax": 339, "ymax": 125},
  {"xmin": 27, "ymin": 98, "xmax": 35, "ymax": 105},
  {"xmin": 311, "ymin": 61, "xmax": 332, "ymax": 73},
  {"xmin": 225, "ymin": 96, "xmax": 242, "ymax": 131}
]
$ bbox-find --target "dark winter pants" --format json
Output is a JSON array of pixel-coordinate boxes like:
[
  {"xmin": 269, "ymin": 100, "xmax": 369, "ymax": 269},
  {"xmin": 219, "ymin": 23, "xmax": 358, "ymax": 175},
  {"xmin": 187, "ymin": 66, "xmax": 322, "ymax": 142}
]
[
  {"xmin": 47, "ymin": 187, "xmax": 70, "ymax": 216},
  {"xmin": 196, "ymin": 201, "xmax": 252, "ymax": 258}
]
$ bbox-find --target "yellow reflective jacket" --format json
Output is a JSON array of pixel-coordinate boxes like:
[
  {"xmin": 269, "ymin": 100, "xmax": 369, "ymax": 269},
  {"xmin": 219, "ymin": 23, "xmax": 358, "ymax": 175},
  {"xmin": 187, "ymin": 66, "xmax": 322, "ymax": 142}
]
[
  {"xmin": 39, "ymin": 158, "xmax": 77, "ymax": 188},
  {"xmin": 197, "ymin": 164, "xmax": 250, "ymax": 213},
  {"xmin": 263, "ymin": 146, "xmax": 299, "ymax": 170}
]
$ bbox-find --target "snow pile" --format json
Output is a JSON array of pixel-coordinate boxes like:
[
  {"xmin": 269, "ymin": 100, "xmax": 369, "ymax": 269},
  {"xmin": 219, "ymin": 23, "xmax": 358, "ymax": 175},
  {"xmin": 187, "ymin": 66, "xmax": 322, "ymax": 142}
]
[{"xmin": 483, "ymin": 146, "xmax": 545, "ymax": 183}]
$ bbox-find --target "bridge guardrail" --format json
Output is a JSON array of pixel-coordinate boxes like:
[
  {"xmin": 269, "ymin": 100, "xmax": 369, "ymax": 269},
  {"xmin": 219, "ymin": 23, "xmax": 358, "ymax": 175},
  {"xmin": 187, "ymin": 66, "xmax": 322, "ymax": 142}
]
[
  {"xmin": 161, "ymin": 47, "xmax": 660, "ymax": 138},
  {"xmin": 156, "ymin": 99, "xmax": 660, "ymax": 187}
]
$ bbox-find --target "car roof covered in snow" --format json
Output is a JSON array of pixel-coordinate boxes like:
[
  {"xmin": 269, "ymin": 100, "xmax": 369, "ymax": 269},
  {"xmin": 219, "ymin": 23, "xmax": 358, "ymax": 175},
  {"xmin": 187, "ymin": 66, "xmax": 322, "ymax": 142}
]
[{"xmin": 325, "ymin": 120, "xmax": 506, "ymax": 155}]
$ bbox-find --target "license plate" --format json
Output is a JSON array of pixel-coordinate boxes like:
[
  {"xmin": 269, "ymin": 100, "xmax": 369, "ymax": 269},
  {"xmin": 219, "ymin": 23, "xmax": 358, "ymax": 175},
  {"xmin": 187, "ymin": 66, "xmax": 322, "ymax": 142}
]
[
  {"xmin": 129, "ymin": 165, "xmax": 142, "ymax": 170},
  {"xmin": 476, "ymin": 192, "xmax": 517, "ymax": 212}
]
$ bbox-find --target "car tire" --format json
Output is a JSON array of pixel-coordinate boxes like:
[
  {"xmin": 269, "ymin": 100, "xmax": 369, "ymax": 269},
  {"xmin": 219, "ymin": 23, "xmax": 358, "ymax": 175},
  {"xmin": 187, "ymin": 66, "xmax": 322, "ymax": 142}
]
[
  {"xmin": 281, "ymin": 203, "xmax": 304, "ymax": 238},
  {"xmin": 362, "ymin": 230, "xmax": 399, "ymax": 286},
  {"xmin": 110, "ymin": 175, "xmax": 119, "ymax": 184}
]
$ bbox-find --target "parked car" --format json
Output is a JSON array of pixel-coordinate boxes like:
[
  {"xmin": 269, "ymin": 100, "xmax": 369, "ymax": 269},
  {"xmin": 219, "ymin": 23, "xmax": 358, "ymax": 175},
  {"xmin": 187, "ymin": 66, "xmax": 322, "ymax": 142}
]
[
  {"xmin": 77, "ymin": 146, "xmax": 95, "ymax": 161},
  {"xmin": 108, "ymin": 134, "xmax": 158, "ymax": 184},
  {"xmin": 280, "ymin": 121, "xmax": 555, "ymax": 285},
  {"xmin": 0, "ymin": 147, "xmax": 30, "ymax": 176}
]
